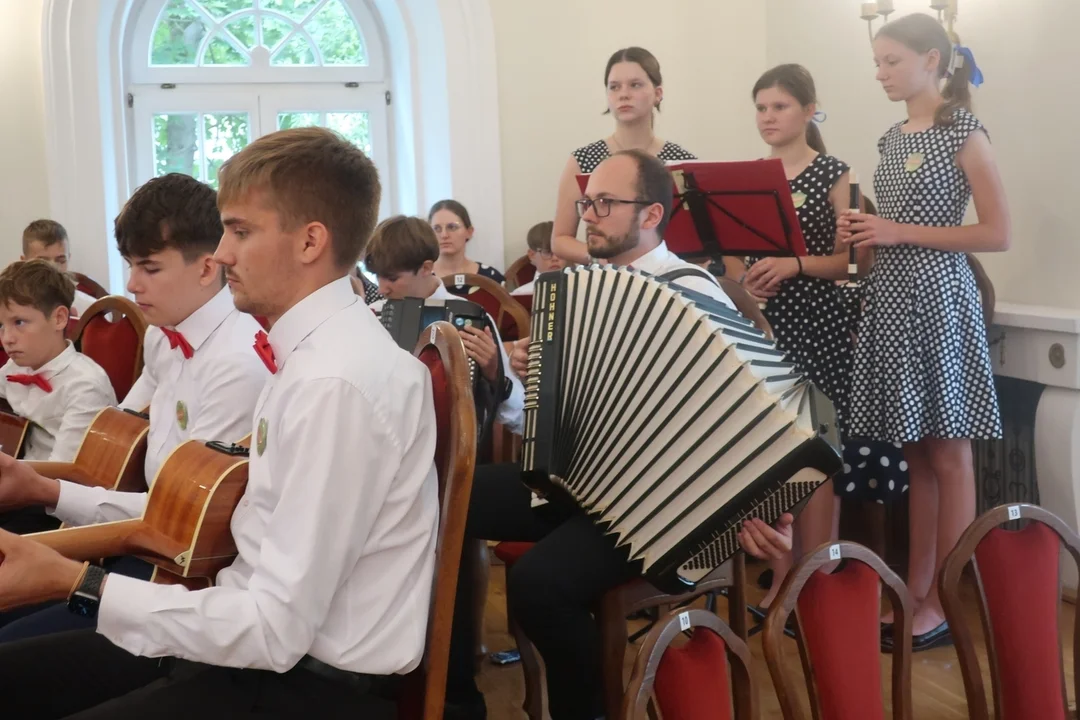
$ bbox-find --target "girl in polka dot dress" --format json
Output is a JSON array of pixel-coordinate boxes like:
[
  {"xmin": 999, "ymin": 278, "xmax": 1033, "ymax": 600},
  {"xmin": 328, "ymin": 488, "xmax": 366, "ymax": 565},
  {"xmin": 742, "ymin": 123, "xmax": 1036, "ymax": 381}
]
[
  {"xmin": 738, "ymin": 64, "xmax": 906, "ymax": 610},
  {"xmin": 551, "ymin": 47, "xmax": 695, "ymax": 265},
  {"xmin": 839, "ymin": 14, "xmax": 1010, "ymax": 648}
]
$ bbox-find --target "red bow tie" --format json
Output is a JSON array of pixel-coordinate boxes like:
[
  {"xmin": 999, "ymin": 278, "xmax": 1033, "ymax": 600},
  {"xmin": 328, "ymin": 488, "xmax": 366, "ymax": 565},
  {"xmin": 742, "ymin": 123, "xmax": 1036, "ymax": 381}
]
[
  {"xmin": 7, "ymin": 373, "xmax": 52, "ymax": 393},
  {"xmin": 254, "ymin": 331, "xmax": 277, "ymax": 374},
  {"xmin": 161, "ymin": 328, "xmax": 194, "ymax": 359}
]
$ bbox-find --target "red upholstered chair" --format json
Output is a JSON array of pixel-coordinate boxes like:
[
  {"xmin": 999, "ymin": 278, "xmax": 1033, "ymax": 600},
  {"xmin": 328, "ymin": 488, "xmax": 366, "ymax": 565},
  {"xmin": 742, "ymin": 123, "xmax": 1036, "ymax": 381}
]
[
  {"xmin": 72, "ymin": 296, "xmax": 148, "ymax": 402},
  {"xmin": 763, "ymin": 542, "xmax": 913, "ymax": 720},
  {"xmin": 441, "ymin": 273, "xmax": 530, "ymax": 343},
  {"xmin": 73, "ymin": 272, "xmax": 109, "ymax": 300},
  {"xmin": 397, "ymin": 322, "xmax": 478, "ymax": 720},
  {"xmin": 622, "ymin": 607, "xmax": 756, "ymax": 720},
  {"xmin": 504, "ymin": 255, "xmax": 536, "ymax": 293},
  {"xmin": 940, "ymin": 503, "xmax": 1080, "ymax": 720}
]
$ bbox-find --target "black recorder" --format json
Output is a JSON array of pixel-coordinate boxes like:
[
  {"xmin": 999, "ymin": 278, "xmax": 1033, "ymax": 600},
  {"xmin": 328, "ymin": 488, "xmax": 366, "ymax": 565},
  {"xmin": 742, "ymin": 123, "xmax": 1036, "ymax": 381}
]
[{"xmin": 379, "ymin": 297, "xmax": 490, "ymax": 352}]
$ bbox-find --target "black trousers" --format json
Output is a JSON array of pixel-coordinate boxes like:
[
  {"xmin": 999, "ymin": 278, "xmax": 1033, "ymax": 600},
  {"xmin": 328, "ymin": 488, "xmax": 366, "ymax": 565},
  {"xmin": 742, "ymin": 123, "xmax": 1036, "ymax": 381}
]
[
  {"xmin": 0, "ymin": 629, "xmax": 396, "ymax": 719},
  {"xmin": 447, "ymin": 464, "xmax": 640, "ymax": 720}
]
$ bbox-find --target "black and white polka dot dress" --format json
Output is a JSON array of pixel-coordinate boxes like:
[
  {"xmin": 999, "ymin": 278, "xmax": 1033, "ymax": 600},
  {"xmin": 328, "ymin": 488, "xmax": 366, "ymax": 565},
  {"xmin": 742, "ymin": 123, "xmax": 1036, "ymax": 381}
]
[
  {"xmin": 747, "ymin": 155, "xmax": 907, "ymax": 500},
  {"xmin": 848, "ymin": 109, "xmax": 1002, "ymax": 442},
  {"xmin": 572, "ymin": 139, "xmax": 696, "ymax": 173}
]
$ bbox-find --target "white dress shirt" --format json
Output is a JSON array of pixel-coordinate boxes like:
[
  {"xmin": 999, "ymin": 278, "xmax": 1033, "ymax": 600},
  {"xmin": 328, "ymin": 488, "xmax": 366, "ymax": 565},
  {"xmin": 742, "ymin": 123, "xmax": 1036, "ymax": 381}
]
[
  {"xmin": 53, "ymin": 286, "xmax": 268, "ymax": 527},
  {"xmin": 98, "ymin": 276, "xmax": 440, "ymax": 676},
  {"xmin": 71, "ymin": 290, "xmax": 97, "ymax": 319},
  {"xmin": 372, "ymin": 281, "xmax": 525, "ymax": 434},
  {"xmin": 0, "ymin": 342, "xmax": 115, "ymax": 462},
  {"xmin": 630, "ymin": 241, "xmax": 736, "ymax": 309},
  {"xmin": 510, "ymin": 280, "xmax": 535, "ymax": 297}
]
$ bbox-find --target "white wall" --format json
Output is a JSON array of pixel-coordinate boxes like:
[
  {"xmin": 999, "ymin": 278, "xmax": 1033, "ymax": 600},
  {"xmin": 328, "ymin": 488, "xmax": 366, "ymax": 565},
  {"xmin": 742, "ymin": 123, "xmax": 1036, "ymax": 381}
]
[
  {"xmin": 0, "ymin": 0, "xmax": 49, "ymax": 264},
  {"xmin": 766, "ymin": 0, "xmax": 1077, "ymax": 309},
  {"xmin": 491, "ymin": 0, "xmax": 767, "ymax": 264}
]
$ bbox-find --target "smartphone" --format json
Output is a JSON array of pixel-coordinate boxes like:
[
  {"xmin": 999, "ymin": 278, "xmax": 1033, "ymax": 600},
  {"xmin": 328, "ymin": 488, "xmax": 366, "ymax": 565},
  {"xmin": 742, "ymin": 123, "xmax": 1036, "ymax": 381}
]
[{"xmin": 488, "ymin": 649, "xmax": 521, "ymax": 665}]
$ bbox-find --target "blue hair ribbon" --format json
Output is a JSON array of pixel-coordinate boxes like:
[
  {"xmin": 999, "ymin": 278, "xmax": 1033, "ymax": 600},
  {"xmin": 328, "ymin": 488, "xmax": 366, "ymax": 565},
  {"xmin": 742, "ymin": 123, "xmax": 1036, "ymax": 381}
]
[{"xmin": 954, "ymin": 45, "xmax": 984, "ymax": 87}]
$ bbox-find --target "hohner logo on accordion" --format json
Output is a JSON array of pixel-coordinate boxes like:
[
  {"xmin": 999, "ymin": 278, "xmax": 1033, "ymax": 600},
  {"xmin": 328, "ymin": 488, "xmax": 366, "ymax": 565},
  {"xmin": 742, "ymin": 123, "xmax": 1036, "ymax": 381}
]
[{"xmin": 520, "ymin": 265, "xmax": 842, "ymax": 594}]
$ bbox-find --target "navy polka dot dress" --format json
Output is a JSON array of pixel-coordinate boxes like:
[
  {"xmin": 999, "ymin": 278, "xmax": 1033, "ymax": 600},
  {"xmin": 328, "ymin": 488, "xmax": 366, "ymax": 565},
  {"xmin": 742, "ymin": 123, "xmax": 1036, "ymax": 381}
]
[
  {"xmin": 572, "ymin": 139, "xmax": 695, "ymax": 173},
  {"xmin": 747, "ymin": 155, "xmax": 907, "ymax": 501},
  {"xmin": 848, "ymin": 110, "xmax": 1002, "ymax": 442}
]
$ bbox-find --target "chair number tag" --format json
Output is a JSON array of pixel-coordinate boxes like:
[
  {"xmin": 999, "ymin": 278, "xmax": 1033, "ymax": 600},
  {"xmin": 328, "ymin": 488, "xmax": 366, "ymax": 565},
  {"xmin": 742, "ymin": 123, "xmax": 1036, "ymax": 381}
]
[
  {"xmin": 455, "ymin": 274, "xmax": 465, "ymax": 286},
  {"xmin": 678, "ymin": 611, "xmax": 691, "ymax": 631},
  {"xmin": 1008, "ymin": 505, "xmax": 1021, "ymax": 521},
  {"xmin": 430, "ymin": 326, "xmax": 437, "ymax": 344},
  {"xmin": 829, "ymin": 544, "xmax": 842, "ymax": 561}
]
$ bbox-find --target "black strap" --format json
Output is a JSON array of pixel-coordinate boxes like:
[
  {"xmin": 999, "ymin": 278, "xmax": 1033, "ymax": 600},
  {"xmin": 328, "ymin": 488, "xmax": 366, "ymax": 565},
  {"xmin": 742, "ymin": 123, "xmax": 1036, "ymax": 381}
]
[{"xmin": 657, "ymin": 266, "xmax": 722, "ymax": 288}]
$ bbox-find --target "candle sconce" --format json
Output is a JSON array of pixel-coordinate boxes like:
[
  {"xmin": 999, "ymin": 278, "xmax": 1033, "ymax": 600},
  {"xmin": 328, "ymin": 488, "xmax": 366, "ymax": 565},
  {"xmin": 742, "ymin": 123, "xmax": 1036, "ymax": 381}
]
[{"xmin": 861, "ymin": 1, "xmax": 959, "ymax": 43}]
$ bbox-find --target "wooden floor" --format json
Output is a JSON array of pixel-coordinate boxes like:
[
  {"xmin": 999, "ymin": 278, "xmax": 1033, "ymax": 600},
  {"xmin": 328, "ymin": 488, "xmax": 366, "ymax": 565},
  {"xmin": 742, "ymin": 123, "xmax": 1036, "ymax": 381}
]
[{"xmin": 475, "ymin": 559, "xmax": 1076, "ymax": 719}]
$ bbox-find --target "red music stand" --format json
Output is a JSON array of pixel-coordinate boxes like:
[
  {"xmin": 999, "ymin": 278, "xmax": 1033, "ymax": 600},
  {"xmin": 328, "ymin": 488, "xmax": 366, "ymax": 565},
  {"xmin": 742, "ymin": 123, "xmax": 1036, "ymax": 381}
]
[{"xmin": 577, "ymin": 158, "xmax": 807, "ymax": 260}]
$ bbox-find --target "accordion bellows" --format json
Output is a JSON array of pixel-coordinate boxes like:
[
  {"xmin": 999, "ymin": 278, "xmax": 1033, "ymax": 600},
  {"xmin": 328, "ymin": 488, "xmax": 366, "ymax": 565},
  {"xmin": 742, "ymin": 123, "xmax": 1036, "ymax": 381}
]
[{"xmin": 520, "ymin": 266, "xmax": 843, "ymax": 594}]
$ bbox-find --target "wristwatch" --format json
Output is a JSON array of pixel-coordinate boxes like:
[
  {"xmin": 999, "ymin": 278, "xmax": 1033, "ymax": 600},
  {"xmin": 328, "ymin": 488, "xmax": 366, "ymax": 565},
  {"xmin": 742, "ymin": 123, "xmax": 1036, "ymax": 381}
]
[
  {"xmin": 68, "ymin": 564, "xmax": 108, "ymax": 619},
  {"xmin": 498, "ymin": 375, "xmax": 513, "ymax": 402}
]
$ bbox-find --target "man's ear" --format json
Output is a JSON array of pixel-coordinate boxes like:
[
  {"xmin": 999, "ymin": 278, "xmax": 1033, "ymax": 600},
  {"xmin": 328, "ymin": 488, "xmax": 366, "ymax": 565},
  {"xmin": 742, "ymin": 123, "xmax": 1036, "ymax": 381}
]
[
  {"xmin": 640, "ymin": 203, "xmax": 665, "ymax": 232},
  {"xmin": 298, "ymin": 222, "xmax": 332, "ymax": 266},
  {"xmin": 52, "ymin": 304, "xmax": 70, "ymax": 332}
]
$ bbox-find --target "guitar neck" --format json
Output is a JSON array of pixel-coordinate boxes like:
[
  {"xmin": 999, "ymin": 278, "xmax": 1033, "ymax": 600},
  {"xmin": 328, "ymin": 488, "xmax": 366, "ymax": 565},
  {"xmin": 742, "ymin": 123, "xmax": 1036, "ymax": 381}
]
[{"xmin": 27, "ymin": 519, "xmax": 188, "ymax": 566}]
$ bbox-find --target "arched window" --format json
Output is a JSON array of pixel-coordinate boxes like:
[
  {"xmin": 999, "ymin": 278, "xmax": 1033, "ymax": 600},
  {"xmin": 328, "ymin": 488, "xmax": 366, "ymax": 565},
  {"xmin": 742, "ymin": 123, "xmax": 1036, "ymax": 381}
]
[{"xmin": 127, "ymin": 0, "xmax": 391, "ymax": 216}]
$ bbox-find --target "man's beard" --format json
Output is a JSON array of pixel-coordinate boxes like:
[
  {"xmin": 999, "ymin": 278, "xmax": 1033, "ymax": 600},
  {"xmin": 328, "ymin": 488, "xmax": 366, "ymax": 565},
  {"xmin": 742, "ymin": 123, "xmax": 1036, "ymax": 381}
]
[{"xmin": 586, "ymin": 223, "xmax": 640, "ymax": 260}]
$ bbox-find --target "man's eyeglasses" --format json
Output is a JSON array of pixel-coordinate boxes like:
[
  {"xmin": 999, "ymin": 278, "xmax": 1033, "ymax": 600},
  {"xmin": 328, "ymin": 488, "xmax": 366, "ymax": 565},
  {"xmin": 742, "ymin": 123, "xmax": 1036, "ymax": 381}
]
[{"xmin": 575, "ymin": 197, "xmax": 651, "ymax": 218}]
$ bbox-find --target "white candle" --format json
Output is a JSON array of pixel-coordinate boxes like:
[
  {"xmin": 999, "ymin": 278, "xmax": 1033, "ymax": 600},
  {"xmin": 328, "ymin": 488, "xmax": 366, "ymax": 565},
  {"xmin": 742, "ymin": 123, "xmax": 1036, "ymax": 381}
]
[
  {"xmin": 861, "ymin": 2, "xmax": 879, "ymax": 19},
  {"xmin": 877, "ymin": 0, "xmax": 894, "ymax": 13}
]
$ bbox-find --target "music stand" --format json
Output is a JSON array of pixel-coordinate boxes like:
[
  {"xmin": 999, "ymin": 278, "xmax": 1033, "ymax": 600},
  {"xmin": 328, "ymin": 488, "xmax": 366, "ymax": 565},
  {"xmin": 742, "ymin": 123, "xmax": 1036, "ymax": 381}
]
[{"xmin": 576, "ymin": 158, "xmax": 807, "ymax": 261}]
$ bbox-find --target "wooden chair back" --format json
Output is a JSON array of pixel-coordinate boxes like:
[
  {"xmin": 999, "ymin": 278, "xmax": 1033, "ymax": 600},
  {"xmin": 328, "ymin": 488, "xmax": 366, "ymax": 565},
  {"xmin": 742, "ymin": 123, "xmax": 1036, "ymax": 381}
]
[
  {"xmin": 73, "ymin": 272, "xmax": 108, "ymax": 299},
  {"xmin": 763, "ymin": 541, "xmax": 912, "ymax": 720},
  {"xmin": 399, "ymin": 321, "xmax": 478, "ymax": 720},
  {"xmin": 72, "ymin": 296, "xmax": 148, "ymax": 401},
  {"xmin": 441, "ymin": 273, "xmax": 531, "ymax": 342},
  {"xmin": 505, "ymin": 254, "xmax": 536, "ymax": 292},
  {"xmin": 623, "ymin": 607, "xmax": 757, "ymax": 720},
  {"xmin": 940, "ymin": 503, "xmax": 1080, "ymax": 720}
]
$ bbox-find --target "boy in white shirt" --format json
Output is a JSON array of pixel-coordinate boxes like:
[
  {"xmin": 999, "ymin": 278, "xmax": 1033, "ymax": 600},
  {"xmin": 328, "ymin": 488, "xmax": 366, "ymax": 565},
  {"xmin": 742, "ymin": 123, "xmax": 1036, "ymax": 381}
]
[
  {"xmin": 0, "ymin": 173, "xmax": 268, "ymax": 643},
  {"xmin": 21, "ymin": 220, "xmax": 97, "ymax": 318},
  {"xmin": 509, "ymin": 220, "xmax": 567, "ymax": 298},
  {"xmin": 366, "ymin": 215, "xmax": 524, "ymax": 435},
  {"xmin": 0, "ymin": 127, "xmax": 437, "ymax": 719},
  {"xmin": 0, "ymin": 259, "xmax": 115, "ymax": 466}
]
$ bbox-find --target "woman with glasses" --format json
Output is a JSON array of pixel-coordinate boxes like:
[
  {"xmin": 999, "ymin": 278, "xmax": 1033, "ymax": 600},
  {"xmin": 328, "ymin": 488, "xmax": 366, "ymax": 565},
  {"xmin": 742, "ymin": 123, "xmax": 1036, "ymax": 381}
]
[
  {"xmin": 430, "ymin": 199, "xmax": 506, "ymax": 283},
  {"xmin": 551, "ymin": 47, "xmax": 695, "ymax": 266}
]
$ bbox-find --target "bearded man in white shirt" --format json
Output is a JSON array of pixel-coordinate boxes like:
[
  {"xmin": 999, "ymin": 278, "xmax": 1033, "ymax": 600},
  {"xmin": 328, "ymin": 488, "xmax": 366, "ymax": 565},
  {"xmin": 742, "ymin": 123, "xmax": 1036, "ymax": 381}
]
[
  {"xmin": 0, "ymin": 128, "xmax": 440, "ymax": 720},
  {"xmin": 0, "ymin": 173, "xmax": 269, "ymax": 644}
]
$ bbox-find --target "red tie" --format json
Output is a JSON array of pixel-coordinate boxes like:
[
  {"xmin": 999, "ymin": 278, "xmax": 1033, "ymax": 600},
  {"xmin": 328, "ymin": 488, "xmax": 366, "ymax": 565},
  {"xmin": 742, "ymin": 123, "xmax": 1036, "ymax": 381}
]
[
  {"xmin": 7, "ymin": 373, "xmax": 52, "ymax": 393},
  {"xmin": 254, "ymin": 331, "xmax": 277, "ymax": 374},
  {"xmin": 161, "ymin": 328, "xmax": 194, "ymax": 359}
]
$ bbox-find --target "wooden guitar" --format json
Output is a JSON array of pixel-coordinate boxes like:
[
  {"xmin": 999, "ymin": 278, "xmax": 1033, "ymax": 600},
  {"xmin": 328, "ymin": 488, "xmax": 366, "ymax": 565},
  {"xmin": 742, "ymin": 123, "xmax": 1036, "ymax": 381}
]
[
  {"xmin": 29, "ymin": 438, "xmax": 250, "ymax": 589},
  {"xmin": 0, "ymin": 411, "xmax": 30, "ymax": 458},
  {"xmin": 29, "ymin": 406, "xmax": 149, "ymax": 493}
]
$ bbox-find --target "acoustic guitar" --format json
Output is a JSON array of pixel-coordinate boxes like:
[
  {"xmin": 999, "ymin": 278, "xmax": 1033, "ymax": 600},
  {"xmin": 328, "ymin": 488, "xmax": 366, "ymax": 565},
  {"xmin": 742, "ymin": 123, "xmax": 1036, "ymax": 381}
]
[
  {"xmin": 28, "ymin": 406, "xmax": 149, "ymax": 493},
  {"xmin": 29, "ymin": 438, "xmax": 250, "ymax": 590},
  {"xmin": 0, "ymin": 411, "xmax": 30, "ymax": 458}
]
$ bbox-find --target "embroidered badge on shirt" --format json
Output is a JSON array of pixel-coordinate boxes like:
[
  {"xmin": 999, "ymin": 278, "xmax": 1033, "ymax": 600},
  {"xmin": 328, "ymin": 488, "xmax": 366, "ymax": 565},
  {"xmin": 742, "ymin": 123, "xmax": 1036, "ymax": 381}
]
[
  {"xmin": 904, "ymin": 152, "xmax": 925, "ymax": 173},
  {"xmin": 791, "ymin": 191, "xmax": 807, "ymax": 209},
  {"xmin": 257, "ymin": 417, "xmax": 268, "ymax": 456},
  {"xmin": 176, "ymin": 400, "xmax": 189, "ymax": 431}
]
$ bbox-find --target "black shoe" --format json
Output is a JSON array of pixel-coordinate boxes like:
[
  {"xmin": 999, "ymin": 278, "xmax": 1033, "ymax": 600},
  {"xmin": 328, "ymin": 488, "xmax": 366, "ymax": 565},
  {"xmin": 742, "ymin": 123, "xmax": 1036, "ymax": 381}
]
[
  {"xmin": 757, "ymin": 568, "xmax": 774, "ymax": 589},
  {"xmin": 443, "ymin": 695, "xmax": 487, "ymax": 720},
  {"xmin": 881, "ymin": 621, "xmax": 951, "ymax": 654}
]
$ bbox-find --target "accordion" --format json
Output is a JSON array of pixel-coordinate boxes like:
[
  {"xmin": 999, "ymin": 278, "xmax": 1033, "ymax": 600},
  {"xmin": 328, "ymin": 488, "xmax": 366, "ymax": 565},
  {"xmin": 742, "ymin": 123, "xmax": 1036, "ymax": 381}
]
[
  {"xmin": 379, "ymin": 296, "xmax": 490, "ymax": 354},
  {"xmin": 520, "ymin": 266, "xmax": 842, "ymax": 593}
]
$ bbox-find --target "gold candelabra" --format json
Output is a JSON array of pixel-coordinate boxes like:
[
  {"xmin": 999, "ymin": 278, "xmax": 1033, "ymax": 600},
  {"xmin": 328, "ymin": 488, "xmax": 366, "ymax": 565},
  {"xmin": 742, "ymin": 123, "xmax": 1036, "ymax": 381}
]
[{"xmin": 860, "ymin": 1, "xmax": 960, "ymax": 42}]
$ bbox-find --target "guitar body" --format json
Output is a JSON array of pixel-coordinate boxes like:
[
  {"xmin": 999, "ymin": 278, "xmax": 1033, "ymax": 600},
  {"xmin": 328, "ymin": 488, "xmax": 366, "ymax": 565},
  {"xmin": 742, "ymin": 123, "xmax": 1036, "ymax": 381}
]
[
  {"xmin": 29, "ymin": 439, "xmax": 249, "ymax": 590},
  {"xmin": 0, "ymin": 411, "xmax": 30, "ymax": 458},
  {"xmin": 28, "ymin": 407, "xmax": 149, "ymax": 492}
]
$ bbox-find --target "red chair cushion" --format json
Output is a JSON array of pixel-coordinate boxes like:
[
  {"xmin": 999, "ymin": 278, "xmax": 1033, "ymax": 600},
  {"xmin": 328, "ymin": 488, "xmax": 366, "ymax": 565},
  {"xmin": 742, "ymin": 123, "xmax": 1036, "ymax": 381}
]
[
  {"xmin": 79, "ymin": 315, "xmax": 140, "ymax": 400},
  {"xmin": 493, "ymin": 541, "xmax": 534, "ymax": 566},
  {"xmin": 653, "ymin": 628, "xmax": 733, "ymax": 720},
  {"xmin": 797, "ymin": 560, "xmax": 886, "ymax": 720},
  {"xmin": 418, "ymin": 346, "xmax": 450, "ymax": 498},
  {"xmin": 975, "ymin": 521, "xmax": 1067, "ymax": 720}
]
